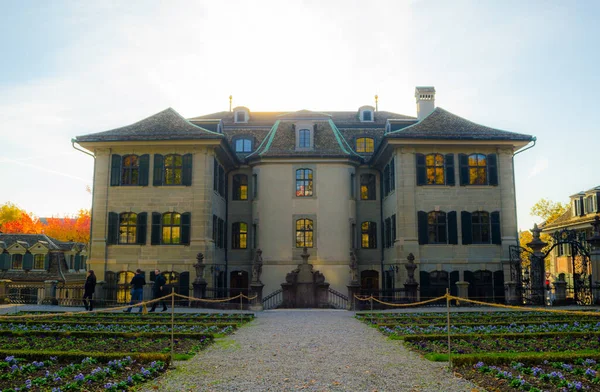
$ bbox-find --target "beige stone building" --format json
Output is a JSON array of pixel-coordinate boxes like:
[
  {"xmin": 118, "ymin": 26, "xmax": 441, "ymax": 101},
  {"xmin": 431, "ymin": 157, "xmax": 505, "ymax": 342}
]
[{"xmin": 75, "ymin": 87, "xmax": 533, "ymax": 305}]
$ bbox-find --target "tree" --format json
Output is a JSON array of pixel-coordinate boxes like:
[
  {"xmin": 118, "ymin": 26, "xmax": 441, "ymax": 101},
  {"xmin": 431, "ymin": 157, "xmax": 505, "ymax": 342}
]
[
  {"xmin": 43, "ymin": 210, "xmax": 90, "ymax": 244},
  {"xmin": 0, "ymin": 210, "xmax": 42, "ymax": 234},
  {"xmin": 518, "ymin": 198, "xmax": 567, "ymax": 269},
  {"xmin": 0, "ymin": 202, "xmax": 25, "ymax": 226},
  {"xmin": 530, "ymin": 198, "xmax": 568, "ymax": 226}
]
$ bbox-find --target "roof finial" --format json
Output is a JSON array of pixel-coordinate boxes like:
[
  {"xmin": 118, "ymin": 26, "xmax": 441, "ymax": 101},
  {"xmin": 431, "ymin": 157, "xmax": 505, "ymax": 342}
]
[
  {"xmin": 229, "ymin": 95, "xmax": 233, "ymax": 112},
  {"xmin": 374, "ymin": 94, "xmax": 379, "ymax": 112}
]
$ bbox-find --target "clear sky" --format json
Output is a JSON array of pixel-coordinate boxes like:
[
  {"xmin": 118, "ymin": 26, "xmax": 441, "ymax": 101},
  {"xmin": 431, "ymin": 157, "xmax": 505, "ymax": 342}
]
[{"xmin": 0, "ymin": 1, "xmax": 598, "ymax": 231}]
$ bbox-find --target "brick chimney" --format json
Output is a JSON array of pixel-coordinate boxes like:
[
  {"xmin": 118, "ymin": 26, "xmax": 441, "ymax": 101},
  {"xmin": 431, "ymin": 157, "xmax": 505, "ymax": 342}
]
[{"xmin": 415, "ymin": 86, "xmax": 436, "ymax": 120}]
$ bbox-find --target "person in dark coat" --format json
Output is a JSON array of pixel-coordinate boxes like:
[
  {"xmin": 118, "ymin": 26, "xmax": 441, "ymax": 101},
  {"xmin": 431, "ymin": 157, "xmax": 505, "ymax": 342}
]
[
  {"xmin": 149, "ymin": 269, "xmax": 168, "ymax": 312},
  {"xmin": 124, "ymin": 269, "xmax": 146, "ymax": 313},
  {"xmin": 83, "ymin": 270, "xmax": 97, "ymax": 311}
]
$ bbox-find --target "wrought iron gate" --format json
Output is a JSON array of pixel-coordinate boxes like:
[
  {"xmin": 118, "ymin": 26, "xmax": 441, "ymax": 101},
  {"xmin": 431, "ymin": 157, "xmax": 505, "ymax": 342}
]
[{"xmin": 510, "ymin": 227, "xmax": 592, "ymax": 305}]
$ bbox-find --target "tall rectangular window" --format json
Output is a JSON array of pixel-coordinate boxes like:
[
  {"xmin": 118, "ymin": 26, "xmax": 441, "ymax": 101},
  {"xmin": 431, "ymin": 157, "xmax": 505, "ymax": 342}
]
[
  {"xmin": 232, "ymin": 222, "xmax": 248, "ymax": 249},
  {"xmin": 233, "ymin": 174, "xmax": 248, "ymax": 200},
  {"xmin": 296, "ymin": 219, "xmax": 314, "ymax": 248},
  {"xmin": 299, "ymin": 129, "xmax": 311, "ymax": 148},
  {"xmin": 296, "ymin": 169, "xmax": 313, "ymax": 197},
  {"xmin": 252, "ymin": 174, "xmax": 258, "ymax": 199},
  {"xmin": 360, "ymin": 174, "xmax": 376, "ymax": 200},
  {"xmin": 34, "ymin": 254, "xmax": 45, "ymax": 269},
  {"xmin": 361, "ymin": 222, "xmax": 377, "ymax": 249},
  {"xmin": 252, "ymin": 224, "xmax": 257, "ymax": 249},
  {"xmin": 350, "ymin": 173, "xmax": 355, "ymax": 198}
]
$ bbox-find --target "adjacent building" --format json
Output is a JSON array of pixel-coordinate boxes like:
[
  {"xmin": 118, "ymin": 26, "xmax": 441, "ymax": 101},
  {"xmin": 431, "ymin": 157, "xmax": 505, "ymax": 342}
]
[{"xmin": 74, "ymin": 87, "xmax": 534, "ymax": 305}]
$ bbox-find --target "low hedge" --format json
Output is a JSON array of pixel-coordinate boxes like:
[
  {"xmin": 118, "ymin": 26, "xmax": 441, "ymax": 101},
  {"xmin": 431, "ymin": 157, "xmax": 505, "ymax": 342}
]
[
  {"xmin": 0, "ymin": 320, "xmax": 239, "ymax": 328},
  {"xmin": 0, "ymin": 330, "xmax": 215, "ymax": 340},
  {"xmin": 0, "ymin": 350, "xmax": 170, "ymax": 363},
  {"xmin": 450, "ymin": 351, "xmax": 600, "ymax": 367},
  {"xmin": 376, "ymin": 319, "xmax": 599, "ymax": 329},
  {"xmin": 400, "ymin": 331, "xmax": 600, "ymax": 342}
]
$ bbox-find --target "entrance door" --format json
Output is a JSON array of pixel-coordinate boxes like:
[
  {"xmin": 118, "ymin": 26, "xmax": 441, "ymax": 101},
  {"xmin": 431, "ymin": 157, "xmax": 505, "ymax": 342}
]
[
  {"xmin": 361, "ymin": 270, "xmax": 379, "ymax": 296},
  {"xmin": 230, "ymin": 271, "xmax": 249, "ymax": 298}
]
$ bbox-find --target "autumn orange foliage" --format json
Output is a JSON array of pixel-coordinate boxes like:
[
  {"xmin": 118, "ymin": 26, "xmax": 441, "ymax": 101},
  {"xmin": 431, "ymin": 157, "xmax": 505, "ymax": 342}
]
[{"xmin": 0, "ymin": 204, "xmax": 90, "ymax": 244}]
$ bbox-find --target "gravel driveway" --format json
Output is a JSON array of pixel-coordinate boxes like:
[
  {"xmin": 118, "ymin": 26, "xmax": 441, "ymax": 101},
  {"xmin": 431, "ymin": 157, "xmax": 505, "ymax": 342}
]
[{"xmin": 140, "ymin": 309, "xmax": 482, "ymax": 392}]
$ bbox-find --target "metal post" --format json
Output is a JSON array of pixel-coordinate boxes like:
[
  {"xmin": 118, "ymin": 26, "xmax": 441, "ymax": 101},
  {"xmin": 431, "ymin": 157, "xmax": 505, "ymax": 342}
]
[
  {"xmin": 370, "ymin": 296, "xmax": 373, "ymax": 324},
  {"xmin": 239, "ymin": 294, "xmax": 243, "ymax": 325},
  {"xmin": 446, "ymin": 288, "xmax": 452, "ymax": 368},
  {"xmin": 170, "ymin": 289, "xmax": 175, "ymax": 366}
]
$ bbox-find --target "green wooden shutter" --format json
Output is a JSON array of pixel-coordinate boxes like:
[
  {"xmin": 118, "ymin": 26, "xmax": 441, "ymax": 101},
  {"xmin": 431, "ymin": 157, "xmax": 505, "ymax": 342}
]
[
  {"xmin": 23, "ymin": 253, "xmax": 33, "ymax": 270},
  {"xmin": 107, "ymin": 212, "xmax": 119, "ymax": 244},
  {"xmin": 136, "ymin": 212, "xmax": 147, "ymax": 245},
  {"xmin": 74, "ymin": 254, "xmax": 81, "ymax": 270},
  {"xmin": 596, "ymin": 192, "xmax": 600, "ymax": 212},
  {"xmin": 579, "ymin": 196, "xmax": 585, "ymax": 216},
  {"xmin": 487, "ymin": 154, "xmax": 498, "ymax": 186},
  {"xmin": 491, "ymin": 211, "xmax": 501, "ymax": 245},
  {"xmin": 417, "ymin": 211, "xmax": 429, "ymax": 245},
  {"xmin": 416, "ymin": 154, "xmax": 426, "ymax": 186},
  {"xmin": 44, "ymin": 254, "xmax": 50, "ymax": 270},
  {"xmin": 110, "ymin": 154, "xmax": 122, "ymax": 186},
  {"xmin": 445, "ymin": 154, "xmax": 455, "ymax": 186},
  {"xmin": 448, "ymin": 211, "xmax": 458, "ymax": 245},
  {"xmin": 182, "ymin": 154, "xmax": 193, "ymax": 186},
  {"xmin": 153, "ymin": 154, "xmax": 164, "ymax": 186},
  {"xmin": 391, "ymin": 214, "xmax": 396, "ymax": 244},
  {"xmin": 151, "ymin": 212, "xmax": 161, "ymax": 245},
  {"xmin": 181, "ymin": 212, "xmax": 191, "ymax": 245},
  {"xmin": 461, "ymin": 211, "xmax": 472, "ymax": 245},
  {"xmin": 390, "ymin": 158, "xmax": 395, "ymax": 190},
  {"xmin": 139, "ymin": 154, "xmax": 149, "ymax": 186},
  {"xmin": 458, "ymin": 154, "xmax": 469, "ymax": 186},
  {"xmin": 0, "ymin": 253, "xmax": 9, "ymax": 270}
]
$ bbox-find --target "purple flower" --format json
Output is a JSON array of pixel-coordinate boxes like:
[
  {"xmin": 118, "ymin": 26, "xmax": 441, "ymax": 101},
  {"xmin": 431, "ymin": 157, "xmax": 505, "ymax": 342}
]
[
  {"xmin": 74, "ymin": 373, "xmax": 85, "ymax": 382},
  {"xmin": 474, "ymin": 361, "xmax": 485, "ymax": 369}
]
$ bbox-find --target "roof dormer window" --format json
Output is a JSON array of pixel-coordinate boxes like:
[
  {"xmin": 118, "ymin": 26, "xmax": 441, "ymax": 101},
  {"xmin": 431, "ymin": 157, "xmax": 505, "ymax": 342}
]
[
  {"xmin": 294, "ymin": 121, "xmax": 314, "ymax": 151},
  {"xmin": 233, "ymin": 107, "xmax": 249, "ymax": 123},
  {"xmin": 358, "ymin": 105, "xmax": 375, "ymax": 123}
]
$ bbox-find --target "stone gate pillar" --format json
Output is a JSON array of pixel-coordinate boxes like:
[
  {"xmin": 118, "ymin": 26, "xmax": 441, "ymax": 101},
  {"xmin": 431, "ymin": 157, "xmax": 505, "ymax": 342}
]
[{"xmin": 527, "ymin": 224, "xmax": 547, "ymax": 306}]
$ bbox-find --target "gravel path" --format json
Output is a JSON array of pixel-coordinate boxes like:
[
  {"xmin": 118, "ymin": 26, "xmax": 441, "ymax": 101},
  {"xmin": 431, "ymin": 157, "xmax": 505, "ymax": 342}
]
[{"xmin": 141, "ymin": 309, "xmax": 482, "ymax": 392}]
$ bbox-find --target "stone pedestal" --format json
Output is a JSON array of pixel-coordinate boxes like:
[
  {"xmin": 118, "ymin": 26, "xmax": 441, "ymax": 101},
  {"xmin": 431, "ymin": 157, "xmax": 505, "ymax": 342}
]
[
  {"xmin": 553, "ymin": 279, "xmax": 567, "ymax": 305},
  {"xmin": 504, "ymin": 281, "xmax": 519, "ymax": 305},
  {"xmin": 0, "ymin": 280, "xmax": 11, "ymax": 303},
  {"xmin": 42, "ymin": 280, "xmax": 58, "ymax": 305},
  {"xmin": 455, "ymin": 281, "xmax": 469, "ymax": 299},
  {"xmin": 404, "ymin": 282, "xmax": 419, "ymax": 303},
  {"xmin": 281, "ymin": 247, "xmax": 330, "ymax": 308},
  {"xmin": 249, "ymin": 283, "xmax": 264, "ymax": 311},
  {"xmin": 347, "ymin": 283, "xmax": 361, "ymax": 310},
  {"xmin": 193, "ymin": 281, "xmax": 207, "ymax": 300}
]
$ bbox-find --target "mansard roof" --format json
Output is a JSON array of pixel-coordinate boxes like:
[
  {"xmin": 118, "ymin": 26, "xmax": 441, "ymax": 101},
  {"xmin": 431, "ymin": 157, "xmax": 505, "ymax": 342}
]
[
  {"xmin": 0, "ymin": 234, "xmax": 85, "ymax": 252},
  {"xmin": 76, "ymin": 108, "xmax": 224, "ymax": 142},
  {"xmin": 386, "ymin": 107, "xmax": 533, "ymax": 141}
]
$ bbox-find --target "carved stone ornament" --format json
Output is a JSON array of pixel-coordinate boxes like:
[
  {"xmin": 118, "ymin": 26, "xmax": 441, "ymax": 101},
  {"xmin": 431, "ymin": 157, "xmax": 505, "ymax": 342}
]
[{"xmin": 251, "ymin": 249, "xmax": 264, "ymax": 284}]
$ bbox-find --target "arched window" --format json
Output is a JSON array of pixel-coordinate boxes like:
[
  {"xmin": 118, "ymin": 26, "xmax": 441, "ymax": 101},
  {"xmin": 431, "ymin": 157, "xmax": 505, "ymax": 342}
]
[
  {"xmin": 162, "ymin": 212, "xmax": 181, "ymax": 244},
  {"xmin": 468, "ymin": 154, "xmax": 487, "ymax": 185},
  {"xmin": 299, "ymin": 129, "xmax": 311, "ymax": 148},
  {"xmin": 472, "ymin": 211, "xmax": 490, "ymax": 244},
  {"xmin": 426, "ymin": 154, "xmax": 445, "ymax": 185},
  {"xmin": 119, "ymin": 212, "xmax": 138, "ymax": 244},
  {"xmin": 428, "ymin": 211, "xmax": 447, "ymax": 244},
  {"xmin": 121, "ymin": 155, "xmax": 139, "ymax": 185},
  {"xmin": 164, "ymin": 154, "xmax": 183, "ymax": 185},
  {"xmin": 296, "ymin": 169, "xmax": 313, "ymax": 197},
  {"xmin": 232, "ymin": 222, "xmax": 248, "ymax": 249},
  {"xmin": 360, "ymin": 174, "xmax": 376, "ymax": 200},
  {"xmin": 34, "ymin": 254, "xmax": 45, "ymax": 269},
  {"xmin": 361, "ymin": 221, "xmax": 377, "ymax": 249},
  {"xmin": 233, "ymin": 174, "xmax": 248, "ymax": 200},
  {"xmin": 11, "ymin": 254, "xmax": 23, "ymax": 269},
  {"xmin": 356, "ymin": 138, "xmax": 374, "ymax": 153},
  {"xmin": 235, "ymin": 139, "xmax": 252, "ymax": 152},
  {"xmin": 296, "ymin": 219, "xmax": 314, "ymax": 248}
]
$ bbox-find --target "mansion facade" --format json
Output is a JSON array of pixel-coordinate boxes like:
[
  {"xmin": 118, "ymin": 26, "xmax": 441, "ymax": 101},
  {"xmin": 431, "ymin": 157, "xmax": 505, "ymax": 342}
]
[{"xmin": 75, "ymin": 87, "xmax": 534, "ymax": 304}]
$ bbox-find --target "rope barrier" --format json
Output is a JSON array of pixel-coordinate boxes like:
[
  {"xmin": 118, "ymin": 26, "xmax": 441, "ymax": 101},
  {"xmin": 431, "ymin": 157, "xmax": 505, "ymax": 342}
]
[
  {"xmin": 354, "ymin": 294, "xmax": 448, "ymax": 307},
  {"xmin": 353, "ymin": 292, "xmax": 600, "ymax": 317},
  {"xmin": 174, "ymin": 293, "xmax": 244, "ymax": 303}
]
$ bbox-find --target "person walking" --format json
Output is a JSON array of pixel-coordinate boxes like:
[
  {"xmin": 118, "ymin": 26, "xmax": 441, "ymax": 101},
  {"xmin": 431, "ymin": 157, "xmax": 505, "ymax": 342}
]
[
  {"xmin": 83, "ymin": 270, "xmax": 97, "ymax": 311},
  {"xmin": 149, "ymin": 269, "xmax": 168, "ymax": 312},
  {"xmin": 124, "ymin": 269, "xmax": 146, "ymax": 313}
]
